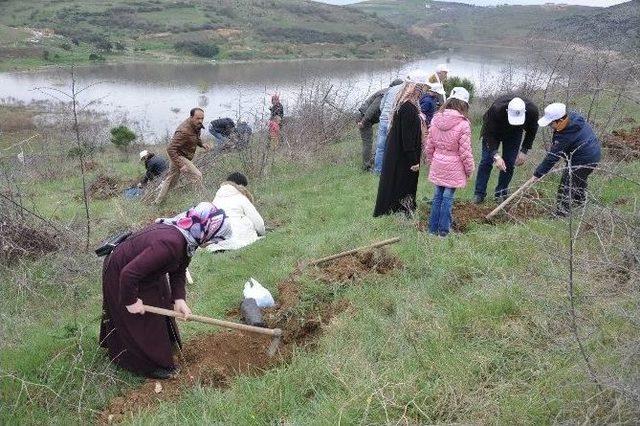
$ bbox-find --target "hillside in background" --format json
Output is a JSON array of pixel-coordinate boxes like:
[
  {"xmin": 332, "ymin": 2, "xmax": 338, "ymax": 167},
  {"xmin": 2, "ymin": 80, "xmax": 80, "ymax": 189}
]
[
  {"xmin": 0, "ymin": 0, "xmax": 430, "ymax": 70},
  {"xmin": 538, "ymin": 0, "xmax": 639, "ymax": 52},
  {"xmin": 353, "ymin": 0, "xmax": 638, "ymax": 52}
]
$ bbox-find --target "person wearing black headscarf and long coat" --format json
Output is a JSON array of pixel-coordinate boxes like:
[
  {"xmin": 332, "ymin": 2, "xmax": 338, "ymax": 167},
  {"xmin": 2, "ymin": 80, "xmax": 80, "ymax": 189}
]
[
  {"xmin": 374, "ymin": 82, "xmax": 425, "ymax": 217},
  {"xmin": 99, "ymin": 202, "xmax": 231, "ymax": 379}
]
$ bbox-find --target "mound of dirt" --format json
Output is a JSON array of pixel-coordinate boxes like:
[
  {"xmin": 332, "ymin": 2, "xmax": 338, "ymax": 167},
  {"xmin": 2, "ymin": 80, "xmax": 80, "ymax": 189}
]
[
  {"xmin": 0, "ymin": 220, "xmax": 59, "ymax": 263},
  {"xmin": 89, "ymin": 174, "xmax": 122, "ymax": 200},
  {"xmin": 101, "ymin": 271, "xmax": 354, "ymax": 423},
  {"xmin": 312, "ymin": 248, "xmax": 403, "ymax": 283},
  {"xmin": 419, "ymin": 189, "xmax": 549, "ymax": 232},
  {"xmin": 604, "ymin": 127, "xmax": 640, "ymax": 161}
]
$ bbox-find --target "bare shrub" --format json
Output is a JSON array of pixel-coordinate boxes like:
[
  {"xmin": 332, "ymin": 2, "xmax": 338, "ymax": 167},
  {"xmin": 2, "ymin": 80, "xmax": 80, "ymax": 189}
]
[{"xmin": 280, "ymin": 81, "xmax": 355, "ymax": 161}]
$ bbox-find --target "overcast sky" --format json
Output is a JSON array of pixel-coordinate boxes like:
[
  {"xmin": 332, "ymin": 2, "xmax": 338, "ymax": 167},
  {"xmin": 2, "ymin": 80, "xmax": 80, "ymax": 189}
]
[{"xmin": 317, "ymin": 0, "xmax": 630, "ymax": 6}]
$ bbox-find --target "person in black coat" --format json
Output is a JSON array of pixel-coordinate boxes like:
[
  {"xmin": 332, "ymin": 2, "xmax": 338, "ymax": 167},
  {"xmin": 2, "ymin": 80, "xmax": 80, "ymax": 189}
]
[
  {"xmin": 474, "ymin": 95, "xmax": 539, "ymax": 203},
  {"xmin": 138, "ymin": 150, "xmax": 168, "ymax": 187},
  {"xmin": 532, "ymin": 103, "xmax": 601, "ymax": 216},
  {"xmin": 373, "ymin": 82, "xmax": 426, "ymax": 217},
  {"xmin": 269, "ymin": 94, "xmax": 284, "ymax": 121}
]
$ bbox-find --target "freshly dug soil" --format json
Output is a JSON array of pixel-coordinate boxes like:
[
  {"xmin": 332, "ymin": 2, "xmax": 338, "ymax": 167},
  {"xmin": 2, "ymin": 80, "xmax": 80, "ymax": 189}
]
[
  {"xmin": 89, "ymin": 174, "xmax": 122, "ymax": 200},
  {"xmin": 604, "ymin": 127, "xmax": 640, "ymax": 161},
  {"xmin": 419, "ymin": 189, "xmax": 548, "ymax": 233},
  {"xmin": 312, "ymin": 248, "xmax": 403, "ymax": 283},
  {"xmin": 101, "ymin": 272, "xmax": 353, "ymax": 423},
  {"xmin": 0, "ymin": 220, "xmax": 59, "ymax": 263}
]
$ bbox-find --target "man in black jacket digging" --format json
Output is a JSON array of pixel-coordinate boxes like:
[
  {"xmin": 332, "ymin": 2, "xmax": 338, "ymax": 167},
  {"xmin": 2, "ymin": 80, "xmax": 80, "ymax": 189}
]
[
  {"xmin": 474, "ymin": 95, "xmax": 539, "ymax": 203},
  {"xmin": 357, "ymin": 79, "xmax": 404, "ymax": 171}
]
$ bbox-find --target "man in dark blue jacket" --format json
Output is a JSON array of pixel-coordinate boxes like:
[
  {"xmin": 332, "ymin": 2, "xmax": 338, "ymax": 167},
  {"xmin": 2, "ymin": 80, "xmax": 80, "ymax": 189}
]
[
  {"xmin": 138, "ymin": 150, "xmax": 168, "ymax": 188},
  {"xmin": 419, "ymin": 82, "xmax": 446, "ymax": 127},
  {"xmin": 532, "ymin": 103, "xmax": 601, "ymax": 216}
]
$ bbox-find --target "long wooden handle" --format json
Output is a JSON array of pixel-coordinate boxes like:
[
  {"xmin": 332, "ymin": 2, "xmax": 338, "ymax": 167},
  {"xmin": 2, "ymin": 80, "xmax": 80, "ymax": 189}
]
[
  {"xmin": 307, "ymin": 237, "xmax": 401, "ymax": 267},
  {"xmin": 485, "ymin": 176, "xmax": 537, "ymax": 220},
  {"xmin": 143, "ymin": 305, "xmax": 282, "ymax": 337}
]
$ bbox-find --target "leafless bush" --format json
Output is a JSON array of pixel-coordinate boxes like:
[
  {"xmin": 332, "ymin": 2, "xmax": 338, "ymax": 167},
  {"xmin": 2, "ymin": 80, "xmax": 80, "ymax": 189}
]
[{"xmin": 280, "ymin": 81, "xmax": 356, "ymax": 161}]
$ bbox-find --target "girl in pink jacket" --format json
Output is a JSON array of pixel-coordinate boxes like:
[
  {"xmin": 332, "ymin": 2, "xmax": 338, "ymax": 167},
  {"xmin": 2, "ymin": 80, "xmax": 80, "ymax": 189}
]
[{"xmin": 423, "ymin": 87, "xmax": 475, "ymax": 236}]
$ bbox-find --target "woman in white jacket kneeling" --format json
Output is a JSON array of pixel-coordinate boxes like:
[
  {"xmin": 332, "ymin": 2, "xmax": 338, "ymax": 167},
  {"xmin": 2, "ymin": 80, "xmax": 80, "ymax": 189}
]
[{"xmin": 207, "ymin": 172, "xmax": 265, "ymax": 252}]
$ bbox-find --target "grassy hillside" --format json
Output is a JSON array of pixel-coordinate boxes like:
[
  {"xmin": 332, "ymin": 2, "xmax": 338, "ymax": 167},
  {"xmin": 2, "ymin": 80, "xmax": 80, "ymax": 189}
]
[
  {"xmin": 1, "ymin": 96, "xmax": 639, "ymax": 423},
  {"xmin": 354, "ymin": 0, "xmax": 636, "ymax": 52},
  {"xmin": 0, "ymin": 0, "xmax": 430, "ymax": 71},
  {"xmin": 538, "ymin": 0, "xmax": 640, "ymax": 52}
]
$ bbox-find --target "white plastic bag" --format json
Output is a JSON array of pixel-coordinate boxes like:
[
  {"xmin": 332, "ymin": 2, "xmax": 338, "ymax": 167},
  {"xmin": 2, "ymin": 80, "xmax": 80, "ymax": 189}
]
[{"xmin": 242, "ymin": 277, "xmax": 275, "ymax": 308}]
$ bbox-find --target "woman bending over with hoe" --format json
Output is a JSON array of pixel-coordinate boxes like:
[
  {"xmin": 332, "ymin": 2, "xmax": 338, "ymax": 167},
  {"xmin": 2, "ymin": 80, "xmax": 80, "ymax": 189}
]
[{"xmin": 100, "ymin": 202, "xmax": 231, "ymax": 378}]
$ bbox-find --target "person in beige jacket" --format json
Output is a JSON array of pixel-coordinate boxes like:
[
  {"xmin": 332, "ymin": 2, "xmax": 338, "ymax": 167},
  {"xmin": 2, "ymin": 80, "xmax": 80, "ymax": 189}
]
[
  {"xmin": 206, "ymin": 172, "xmax": 265, "ymax": 252},
  {"xmin": 155, "ymin": 108, "xmax": 211, "ymax": 204}
]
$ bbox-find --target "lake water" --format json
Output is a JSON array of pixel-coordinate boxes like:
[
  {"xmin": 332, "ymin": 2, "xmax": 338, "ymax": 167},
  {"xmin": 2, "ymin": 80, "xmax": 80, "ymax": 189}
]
[{"xmin": 0, "ymin": 52, "xmax": 530, "ymax": 142}]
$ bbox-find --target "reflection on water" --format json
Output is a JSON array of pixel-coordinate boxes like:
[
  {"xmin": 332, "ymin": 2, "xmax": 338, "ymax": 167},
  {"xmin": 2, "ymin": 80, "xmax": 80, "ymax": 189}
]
[{"xmin": 0, "ymin": 52, "xmax": 528, "ymax": 142}]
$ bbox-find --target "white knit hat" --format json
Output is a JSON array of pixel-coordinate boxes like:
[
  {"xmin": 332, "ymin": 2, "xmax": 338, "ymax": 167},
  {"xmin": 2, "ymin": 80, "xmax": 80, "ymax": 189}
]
[
  {"xmin": 436, "ymin": 63, "xmax": 449, "ymax": 73},
  {"xmin": 449, "ymin": 87, "xmax": 469, "ymax": 104},
  {"xmin": 428, "ymin": 82, "xmax": 446, "ymax": 96},
  {"xmin": 139, "ymin": 150, "xmax": 149, "ymax": 160}
]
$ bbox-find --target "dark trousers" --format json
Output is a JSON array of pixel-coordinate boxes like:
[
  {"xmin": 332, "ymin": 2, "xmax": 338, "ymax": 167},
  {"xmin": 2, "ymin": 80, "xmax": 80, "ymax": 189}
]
[
  {"xmin": 474, "ymin": 131, "xmax": 523, "ymax": 199},
  {"xmin": 360, "ymin": 125, "xmax": 374, "ymax": 170},
  {"xmin": 556, "ymin": 164, "xmax": 595, "ymax": 215}
]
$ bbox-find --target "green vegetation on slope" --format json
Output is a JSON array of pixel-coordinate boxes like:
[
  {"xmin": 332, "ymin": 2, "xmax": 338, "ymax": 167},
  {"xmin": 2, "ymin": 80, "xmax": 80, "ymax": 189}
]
[
  {"xmin": 0, "ymin": 0, "xmax": 431, "ymax": 71},
  {"xmin": 354, "ymin": 0, "xmax": 637, "ymax": 52}
]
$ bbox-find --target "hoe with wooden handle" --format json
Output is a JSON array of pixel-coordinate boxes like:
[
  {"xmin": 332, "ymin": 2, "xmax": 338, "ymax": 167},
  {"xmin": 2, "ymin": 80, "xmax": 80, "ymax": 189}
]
[
  {"xmin": 143, "ymin": 304, "xmax": 283, "ymax": 357},
  {"xmin": 485, "ymin": 177, "xmax": 537, "ymax": 220}
]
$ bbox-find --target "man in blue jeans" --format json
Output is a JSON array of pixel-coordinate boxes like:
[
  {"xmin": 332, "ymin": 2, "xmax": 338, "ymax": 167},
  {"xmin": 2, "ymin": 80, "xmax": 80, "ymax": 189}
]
[
  {"xmin": 373, "ymin": 79, "xmax": 406, "ymax": 174},
  {"xmin": 474, "ymin": 95, "xmax": 539, "ymax": 203}
]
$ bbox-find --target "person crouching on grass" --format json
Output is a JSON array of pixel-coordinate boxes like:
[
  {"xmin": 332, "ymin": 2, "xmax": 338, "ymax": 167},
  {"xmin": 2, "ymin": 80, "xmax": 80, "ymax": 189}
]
[
  {"xmin": 423, "ymin": 87, "xmax": 475, "ymax": 236},
  {"xmin": 531, "ymin": 102, "xmax": 601, "ymax": 217}
]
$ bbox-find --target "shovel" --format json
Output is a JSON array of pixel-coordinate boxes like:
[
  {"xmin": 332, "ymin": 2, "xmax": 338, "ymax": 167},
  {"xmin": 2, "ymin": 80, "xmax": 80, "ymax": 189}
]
[
  {"xmin": 143, "ymin": 304, "xmax": 283, "ymax": 356},
  {"xmin": 485, "ymin": 176, "xmax": 537, "ymax": 220}
]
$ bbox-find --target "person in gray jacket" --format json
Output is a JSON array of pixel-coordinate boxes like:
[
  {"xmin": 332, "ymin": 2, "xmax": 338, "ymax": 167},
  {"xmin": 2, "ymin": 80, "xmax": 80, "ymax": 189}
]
[{"xmin": 357, "ymin": 79, "xmax": 404, "ymax": 171}]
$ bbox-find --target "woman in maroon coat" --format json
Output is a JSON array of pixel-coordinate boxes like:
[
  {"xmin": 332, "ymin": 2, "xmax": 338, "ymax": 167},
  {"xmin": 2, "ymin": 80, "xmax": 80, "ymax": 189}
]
[{"xmin": 99, "ymin": 202, "xmax": 231, "ymax": 378}]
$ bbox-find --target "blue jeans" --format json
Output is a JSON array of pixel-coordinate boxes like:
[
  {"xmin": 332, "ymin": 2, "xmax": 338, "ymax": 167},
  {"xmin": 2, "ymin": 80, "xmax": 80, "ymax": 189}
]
[
  {"xmin": 429, "ymin": 186, "xmax": 456, "ymax": 236},
  {"xmin": 474, "ymin": 131, "xmax": 522, "ymax": 199},
  {"xmin": 373, "ymin": 119, "xmax": 389, "ymax": 174}
]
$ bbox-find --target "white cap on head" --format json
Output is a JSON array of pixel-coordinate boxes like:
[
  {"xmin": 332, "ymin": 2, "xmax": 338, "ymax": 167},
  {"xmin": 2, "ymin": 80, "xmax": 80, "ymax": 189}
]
[
  {"xmin": 139, "ymin": 150, "xmax": 149, "ymax": 160},
  {"xmin": 428, "ymin": 82, "xmax": 446, "ymax": 96},
  {"xmin": 406, "ymin": 70, "xmax": 430, "ymax": 85},
  {"xmin": 507, "ymin": 97, "xmax": 526, "ymax": 126},
  {"xmin": 436, "ymin": 63, "xmax": 449, "ymax": 73},
  {"xmin": 538, "ymin": 102, "xmax": 567, "ymax": 127},
  {"xmin": 449, "ymin": 87, "xmax": 469, "ymax": 104}
]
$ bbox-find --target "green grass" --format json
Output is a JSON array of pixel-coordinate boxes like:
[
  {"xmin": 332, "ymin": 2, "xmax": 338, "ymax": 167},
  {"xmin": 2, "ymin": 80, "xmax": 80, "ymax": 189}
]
[{"xmin": 1, "ymin": 117, "xmax": 639, "ymax": 423}]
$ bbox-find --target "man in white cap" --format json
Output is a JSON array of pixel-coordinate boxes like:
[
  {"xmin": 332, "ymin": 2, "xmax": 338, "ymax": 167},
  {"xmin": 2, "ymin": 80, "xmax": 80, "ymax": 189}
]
[
  {"xmin": 473, "ymin": 95, "xmax": 539, "ymax": 203},
  {"xmin": 430, "ymin": 64, "xmax": 449, "ymax": 85},
  {"xmin": 531, "ymin": 103, "xmax": 601, "ymax": 216},
  {"xmin": 137, "ymin": 150, "xmax": 168, "ymax": 188}
]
